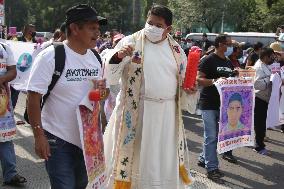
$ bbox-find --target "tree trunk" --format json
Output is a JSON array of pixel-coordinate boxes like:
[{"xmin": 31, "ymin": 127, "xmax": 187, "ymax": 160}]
[{"xmin": 133, "ymin": 0, "xmax": 141, "ymax": 32}]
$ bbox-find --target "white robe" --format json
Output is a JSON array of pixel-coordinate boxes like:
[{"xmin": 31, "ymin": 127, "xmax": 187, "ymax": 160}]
[{"xmin": 103, "ymin": 36, "xmax": 189, "ymax": 189}]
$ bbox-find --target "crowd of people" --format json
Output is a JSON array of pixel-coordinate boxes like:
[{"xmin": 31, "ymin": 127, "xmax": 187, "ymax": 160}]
[{"xmin": 0, "ymin": 3, "xmax": 284, "ymax": 189}]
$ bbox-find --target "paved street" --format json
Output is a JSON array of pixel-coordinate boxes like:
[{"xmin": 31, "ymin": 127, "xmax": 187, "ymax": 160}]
[
  {"xmin": 184, "ymin": 112, "xmax": 284, "ymax": 189},
  {"xmin": 1, "ymin": 93, "xmax": 283, "ymax": 188}
]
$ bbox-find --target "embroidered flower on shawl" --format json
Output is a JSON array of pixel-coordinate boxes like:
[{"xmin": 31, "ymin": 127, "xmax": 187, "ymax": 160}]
[
  {"xmin": 180, "ymin": 63, "xmax": 184, "ymax": 74},
  {"xmin": 123, "ymin": 111, "xmax": 136, "ymax": 145},
  {"xmin": 173, "ymin": 45, "xmax": 180, "ymax": 53},
  {"xmin": 131, "ymin": 51, "xmax": 142, "ymax": 64}
]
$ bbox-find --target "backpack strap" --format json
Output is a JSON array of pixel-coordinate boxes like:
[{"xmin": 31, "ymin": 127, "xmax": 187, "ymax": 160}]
[
  {"xmin": 41, "ymin": 42, "xmax": 66, "ymax": 108},
  {"xmin": 0, "ymin": 42, "xmax": 6, "ymax": 51},
  {"xmin": 90, "ymin": 49, "xmax": 102, "ymax": 67}
]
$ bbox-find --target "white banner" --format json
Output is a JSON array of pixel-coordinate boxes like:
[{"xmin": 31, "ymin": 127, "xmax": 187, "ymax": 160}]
[
  {"xmin": 215, "ymin": 77, "xmax": 255, "ymax": 154},
  {"xmin": 3, "ymin": 40, "xmax": 39, "ymax": 91},
  {"xmin": 266, "ymin": 73, "xmax": 282, "ymax": 128},
  {"xmin": 0, "ymin": 0, "xmax": 4, "ymax": 25}
]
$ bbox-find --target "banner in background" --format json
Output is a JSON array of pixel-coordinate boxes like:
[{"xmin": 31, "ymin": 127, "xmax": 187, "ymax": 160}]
[
  {"xmin": 266, "ymin": 73, "xmax": 282, "ymax": 128},
  {"xmin": 0, "ymin": 0, "xmax": 4, "ymax": 25},
  {"xmin": 215, "ymin": 78, "xmax": 255, "ymax": 154},
  {"xmin": 3, "ymin": 40, "xmax": 38, "ymax": 91}
]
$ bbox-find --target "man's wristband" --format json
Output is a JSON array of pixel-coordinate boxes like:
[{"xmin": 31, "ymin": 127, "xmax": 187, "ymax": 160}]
[
  {"xmin": 33, "ymin": 125, "xmax": 42, "ymax": 130},
  {"xmin": 32, "ymin": 125, "xmax": 44, "ymax": 136}
]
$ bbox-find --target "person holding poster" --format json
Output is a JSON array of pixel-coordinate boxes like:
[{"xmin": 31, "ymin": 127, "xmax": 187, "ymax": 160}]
[
  {"xmin": 26, "ymin": 4, "xmax": 107, "ymax": 189},
  {"xmin": 0, "ymin": 42, "xmax": 27, "ymax": 186},
  {"xmin": 196, "ymin": 34, "xmax": 238, "ymax": 183},
  {"xmin": 103, "ymin": 5, "xmax": 194, "ymax": 189},
  {"xmin": 253, "ymin": 48, "xmax": 275, "ymax": 155}
]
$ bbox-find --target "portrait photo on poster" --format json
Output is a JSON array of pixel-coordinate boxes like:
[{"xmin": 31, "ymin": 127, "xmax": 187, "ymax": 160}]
[{"xmin": 219, "ymin": 86, "xmax": 254, "ymax": 141}]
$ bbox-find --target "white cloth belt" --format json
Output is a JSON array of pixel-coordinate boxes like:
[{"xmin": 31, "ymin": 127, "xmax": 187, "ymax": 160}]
[{"xmin": 140, "ymin": 95, "xmax": 176, "ymax": 103}]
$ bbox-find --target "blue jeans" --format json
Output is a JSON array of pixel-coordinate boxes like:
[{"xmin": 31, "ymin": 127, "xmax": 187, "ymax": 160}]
[
  {"xmin": 45, "ymin": 131, "xmax": 88, "ymax": 189},
  {"xmin": 199, "ymin": 110, "xmax": 219, "ymax": 172},
  {"xmin": 0, "ymin": 141, "xmax": 18, "ymax": 182}
]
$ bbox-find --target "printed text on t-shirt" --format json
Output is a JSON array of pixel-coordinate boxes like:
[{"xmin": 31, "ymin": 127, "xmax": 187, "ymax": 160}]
[{"xmin": 65, "ymin": 68, "xmax": 99, "ymax": 82}]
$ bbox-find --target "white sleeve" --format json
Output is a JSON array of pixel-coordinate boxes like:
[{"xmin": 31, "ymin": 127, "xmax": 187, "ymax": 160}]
[
  {"xmin": 26, "ymin": 46, "xmax": 55, "ymax": 95},
  {"xmin": 104, "ymin": 35, "xmax": 134, "ymax": 86},
  {"xmin": 4, "ymin": 44, "xmax": 16, "ymax": 66}
]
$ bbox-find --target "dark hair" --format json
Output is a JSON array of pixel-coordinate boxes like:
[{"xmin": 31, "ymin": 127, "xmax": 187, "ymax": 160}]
[
  {"xmin": 229, "ymin": 93, "xmax": 243, "ymax": 105},
  {"xmin": 232, "ymin": 43, "xmax": 240, "ymax": 52},
  {"xmin": 60, "ymin": 22, "xmax": 66, "ymax": 33},
  {"xmin": 22, "ymin": 24, "xmax": 35, "ymax": 35},
  {"xmin": 214, "ymin": 34, "xmax": 229, "ymax": 48},
  {"xmin": 260, "ymin": 47, "xmax": 274, "ymax": 60},
  {"xmin": 203, "ymin": 33, "xmax": 207, "ymax": 37},
  {"xmin": 253, "ymin": 42, "xmax": 263, "ymax": 51},
  {"xmin": 53, "ymin": 29, "xmax": 61, "ymax": 40},
  {"xmin": 66, "ymin": 20, "xmax": 88, "ymax": 36},
  {"xmin": 147, "ymin": 4, "xmax": 173, "ymax": 26}
]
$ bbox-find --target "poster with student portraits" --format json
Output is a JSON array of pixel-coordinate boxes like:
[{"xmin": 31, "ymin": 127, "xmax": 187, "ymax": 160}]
[
  {"xmin": 0, "ymin": 84, "xmax": 16, "ymax": 142},
  {"xmin": 76, "ymin": 95, "xmax": 106, "ymax": 189},
  {"xmin": 215, "ymin": 78, "xmax": 255, "ymax": 154},
  {"xmin": 3, "ymin": 40, "xmax": 38, "ymax": 91}
]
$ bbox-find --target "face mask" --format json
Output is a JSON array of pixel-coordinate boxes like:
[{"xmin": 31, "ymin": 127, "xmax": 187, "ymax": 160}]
[
  {"xmin": 144, "ymin": 23, "xmax": 165, "ymax": 43},
  {"xmin": 224, "ymin": 46, "xmax": 233, "ymax": 57},
  {"xmin": 31, "ymin": 31, "xmax": 36, "ymax": 38}
]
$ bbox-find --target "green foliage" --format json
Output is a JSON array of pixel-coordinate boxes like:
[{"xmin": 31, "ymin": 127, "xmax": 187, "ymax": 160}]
[
  {"xmin": 263, "ymin": 0, "xmax": 284, "ymax": 32},
  {"xmin": 4, "ymin": 0, "xmax": 284, "ymax": 33},
  {"xmin": 4, "ymin": 0, "xmax": 133, "ymax": 32},
  {"xmin": 168, "ymin": 0, "xmax": 283, "ymax": 33}
]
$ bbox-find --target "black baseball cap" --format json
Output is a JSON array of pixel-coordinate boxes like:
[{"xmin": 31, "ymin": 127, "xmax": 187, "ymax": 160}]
[{"xmin": 65, "ymin": 4, "xmax": 107, "ymax": 26}]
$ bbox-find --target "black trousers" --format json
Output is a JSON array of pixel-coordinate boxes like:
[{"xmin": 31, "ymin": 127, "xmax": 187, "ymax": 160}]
[
  {"xmin": 10, "ymin": 86, "xmax": 20, "ymax": 109},
  {"xmin": 254, "ymin": 97, "xmax": 268, "ymax": 151}
]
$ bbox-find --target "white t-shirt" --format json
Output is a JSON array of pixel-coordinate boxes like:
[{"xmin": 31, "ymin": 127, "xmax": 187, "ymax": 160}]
[
  {"xmin": 26, "ymin": 42, "xmax": 102, "ymax": 147},
  {"xmin": 0, "ymin": 43, "xmax": 16, "ymax": 76},
  {"xmin": 0, "ymin": 42, "xmax": 16, "ymax": 137}
]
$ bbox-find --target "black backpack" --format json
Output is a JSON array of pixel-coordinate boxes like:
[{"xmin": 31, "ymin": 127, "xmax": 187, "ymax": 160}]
[{"xmin": 24, "ymin": 43, "xmax": 102, "ymax": 123}]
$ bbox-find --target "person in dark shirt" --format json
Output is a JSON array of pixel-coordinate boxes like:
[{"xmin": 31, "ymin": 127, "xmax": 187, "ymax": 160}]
[
  {"xmin": 246, "ymin": 42, "xmax": 263, "ymax": 67},
  {"xmin": 196, "ymin": 34, "xmax": 238, "ymax": 183},
  {"xmin": 201, "ymin": 33, "xmax": 212, "ymax": 54}
]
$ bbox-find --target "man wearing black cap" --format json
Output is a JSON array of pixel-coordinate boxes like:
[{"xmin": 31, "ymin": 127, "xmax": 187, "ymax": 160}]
[{"xmin": 26, "ymin": 4, "xmax": 108, "ymax": 189}]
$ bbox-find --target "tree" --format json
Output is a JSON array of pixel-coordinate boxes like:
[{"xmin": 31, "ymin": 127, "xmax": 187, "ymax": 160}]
[
  {"xmin": 133, "ymin": 0, "xmax": 142, "ymax": 31},
  {"xmin": 263, "ymin": 0, "xmax": 284, "ymax": 32},
  {"xmin": 169, "ymin": 0, "xmax": 226, "ymax": 32},
  {"xmin": 4, "ymin": 0, "xmax": 134, "ymax": 33}
]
